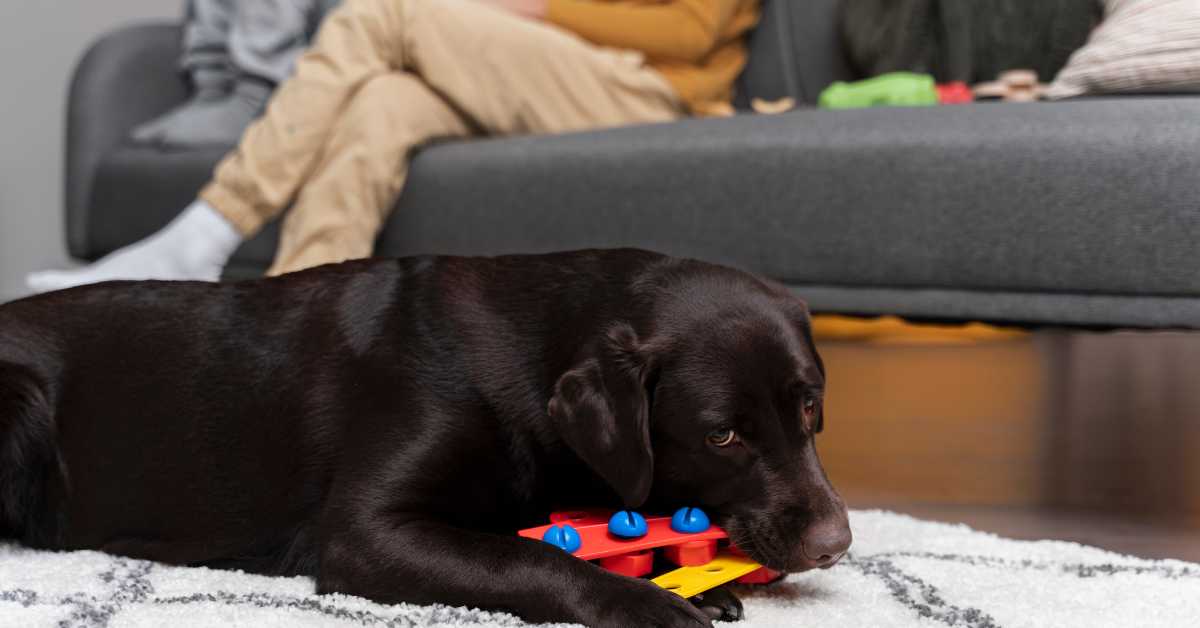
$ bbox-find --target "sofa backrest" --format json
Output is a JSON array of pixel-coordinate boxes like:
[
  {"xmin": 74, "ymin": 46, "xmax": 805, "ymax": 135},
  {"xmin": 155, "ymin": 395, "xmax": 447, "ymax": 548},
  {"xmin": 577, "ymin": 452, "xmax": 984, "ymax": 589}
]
[{"xmin": 735, "ymin": 0, "xmax": 854, "ymax": 107}]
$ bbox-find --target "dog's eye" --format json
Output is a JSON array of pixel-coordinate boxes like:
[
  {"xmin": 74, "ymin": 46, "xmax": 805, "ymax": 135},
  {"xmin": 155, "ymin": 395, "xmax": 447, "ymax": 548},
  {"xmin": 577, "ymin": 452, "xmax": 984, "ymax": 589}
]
[
  {"xmin": 707, "ymin": 428, "xmax": 738, "ymax": 447},
  {"xmin": 802, "ymin": 396, "xmax": 819, "ymax": 427}
]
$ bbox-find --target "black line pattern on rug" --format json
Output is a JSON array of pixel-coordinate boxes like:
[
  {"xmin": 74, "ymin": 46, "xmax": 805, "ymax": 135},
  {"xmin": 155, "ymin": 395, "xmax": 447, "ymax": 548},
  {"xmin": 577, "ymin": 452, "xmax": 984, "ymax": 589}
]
[
  {"xmin": 1, "ymin": 588, "xmax": 39, "ymax": 607},
  {"xmin": 866, "ymin": 551, "xmax": 1200, "ymax": 580},
  {"xmin": 0, "ymin": 545, "xmax": 532, "ymax": 627},
  {"xmin": 0, "ymin": 554, "xmax": 160, "ymax": 628},
  {"xmin": 58, "ymin": 557, "xmax": 154, "ymax": 628},
  {"xmin": 1, "ymin": 541, "xmax": 1196, "ymax": 628},
  {"xmin": 845, "ymin": 556, "xmax": 1002, "ymax": 628},
  {"xmin": 150, "ymin": 591, "xmax": 533, "ymax": 627},
  {"xmin": 840, "ymin": 549, "xmax": 1200, "ymax": 628}
]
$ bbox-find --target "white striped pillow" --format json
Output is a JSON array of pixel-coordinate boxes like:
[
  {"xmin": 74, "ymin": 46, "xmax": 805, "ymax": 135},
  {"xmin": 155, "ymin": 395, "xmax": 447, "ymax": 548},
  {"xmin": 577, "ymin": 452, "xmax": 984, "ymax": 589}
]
[{"xmin": 1048, "ymin": 0, "xmax": 1200, "ymax": 98}]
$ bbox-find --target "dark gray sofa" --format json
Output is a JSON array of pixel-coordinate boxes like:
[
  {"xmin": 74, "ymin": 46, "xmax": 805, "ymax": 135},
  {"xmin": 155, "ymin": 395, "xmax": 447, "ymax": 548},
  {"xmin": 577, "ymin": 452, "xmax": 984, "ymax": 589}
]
[{"xmin": 66, "ymin": 0, "xmax": 1200, "ymax": 328}]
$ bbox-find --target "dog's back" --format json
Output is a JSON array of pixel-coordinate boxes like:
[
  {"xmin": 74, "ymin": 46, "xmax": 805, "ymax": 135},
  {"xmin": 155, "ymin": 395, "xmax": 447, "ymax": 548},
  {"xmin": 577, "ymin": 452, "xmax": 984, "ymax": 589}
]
[{"xmin": 0, "ymin": 260, "xmax": 410, "ymax": 572}]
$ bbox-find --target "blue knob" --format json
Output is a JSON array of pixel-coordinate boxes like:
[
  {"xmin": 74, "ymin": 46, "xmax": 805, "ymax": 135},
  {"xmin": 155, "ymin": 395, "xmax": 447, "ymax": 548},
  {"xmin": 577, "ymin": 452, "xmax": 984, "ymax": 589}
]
[
  {"xmin": 670, "ymin": 507, "xmax": 711, "ymax": 533},
  {"xmin": 607, "ymin": 511, "xmax": 648, "ymax": 538},
  {"xmin": 541, "ymin": 524, "xmax": 582, "ymax": 552}
]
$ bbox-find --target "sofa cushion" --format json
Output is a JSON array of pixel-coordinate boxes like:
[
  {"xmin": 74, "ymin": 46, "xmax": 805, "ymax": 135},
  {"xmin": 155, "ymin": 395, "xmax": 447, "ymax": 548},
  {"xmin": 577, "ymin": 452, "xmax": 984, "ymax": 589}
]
[
  {"xmin": 88, "ymin": 97, "xmax": 1200, "ymax": 306},
  {"xmin": 1049, "ymin": 0, "xmax": 1200, "ymax": 99},
  {"xmin": 736, "ymin": 0, "xmax": 853, "ymax": 106}
]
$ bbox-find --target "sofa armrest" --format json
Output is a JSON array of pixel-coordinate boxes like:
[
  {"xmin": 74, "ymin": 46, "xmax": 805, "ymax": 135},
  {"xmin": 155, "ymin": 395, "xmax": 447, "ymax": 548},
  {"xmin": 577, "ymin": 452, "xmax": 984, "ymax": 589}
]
[{"xmin": 66, "ymin": 22, "xmax": 185, "ymax": 260}]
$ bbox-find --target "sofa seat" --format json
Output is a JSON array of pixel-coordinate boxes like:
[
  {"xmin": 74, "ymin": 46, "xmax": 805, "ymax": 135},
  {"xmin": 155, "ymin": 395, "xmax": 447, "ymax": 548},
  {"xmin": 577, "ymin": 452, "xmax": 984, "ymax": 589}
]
[{"xmin": 85, "ymin": 95, "xmax": 1200, "ymax": 327}]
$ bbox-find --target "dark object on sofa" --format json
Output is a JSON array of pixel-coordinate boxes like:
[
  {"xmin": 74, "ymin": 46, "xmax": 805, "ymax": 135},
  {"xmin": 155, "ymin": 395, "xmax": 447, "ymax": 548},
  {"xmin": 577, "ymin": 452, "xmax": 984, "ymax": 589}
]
[
  {"xmin": 838, "ymin": 0, "xmax": 1102, "ymax": 84},
  {"xmin": 66, "ymin": 0, "xmax": 1200, "ymax": 328}
]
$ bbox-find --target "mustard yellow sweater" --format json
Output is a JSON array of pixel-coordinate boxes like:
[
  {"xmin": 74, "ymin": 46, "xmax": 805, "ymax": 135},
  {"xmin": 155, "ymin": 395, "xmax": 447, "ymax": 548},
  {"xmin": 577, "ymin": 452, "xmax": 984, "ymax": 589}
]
[{"xmin": 546, "ymin": 0, "xmax": 760, "ymax": 113}]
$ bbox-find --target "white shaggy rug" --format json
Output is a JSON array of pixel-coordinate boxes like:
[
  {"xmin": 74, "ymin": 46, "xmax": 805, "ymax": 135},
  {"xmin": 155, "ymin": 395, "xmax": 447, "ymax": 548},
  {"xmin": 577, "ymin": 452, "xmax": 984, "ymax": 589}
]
[{"xmin": 1, "ymin": 510, "xmax": 1197, "ymax": 628}]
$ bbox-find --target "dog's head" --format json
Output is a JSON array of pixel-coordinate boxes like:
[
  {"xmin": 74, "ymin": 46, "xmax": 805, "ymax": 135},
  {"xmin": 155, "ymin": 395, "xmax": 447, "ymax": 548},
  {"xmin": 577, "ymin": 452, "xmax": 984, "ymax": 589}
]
[{"xmin": 548, "ymin": 265, "xmax": 851, "ymax": 573}]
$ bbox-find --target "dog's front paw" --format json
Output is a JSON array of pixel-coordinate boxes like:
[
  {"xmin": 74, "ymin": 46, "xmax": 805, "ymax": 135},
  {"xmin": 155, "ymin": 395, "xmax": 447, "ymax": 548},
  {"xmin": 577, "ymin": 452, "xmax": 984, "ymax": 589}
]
[
  {"xmin": 691, "ymin": 586, "xmax": 743, "ymax": 622},
  {"xmin": 580, "ymin": 577, "xmax": 713, "ymax": 628}
]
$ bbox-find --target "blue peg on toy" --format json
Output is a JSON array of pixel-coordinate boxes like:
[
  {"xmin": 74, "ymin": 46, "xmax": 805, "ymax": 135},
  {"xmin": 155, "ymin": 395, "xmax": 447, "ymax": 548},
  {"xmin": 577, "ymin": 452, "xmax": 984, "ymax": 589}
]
[
  {"xmin": 607, "ymin": 510, "xmax": 648, "ymax": 538},
  {"xmin": 670, "ymin": 507, "xmax": 711, "ymax": 533},
  {"xmin": 541, "ymin": 524, "xmax": 582, "ymax": 552}
]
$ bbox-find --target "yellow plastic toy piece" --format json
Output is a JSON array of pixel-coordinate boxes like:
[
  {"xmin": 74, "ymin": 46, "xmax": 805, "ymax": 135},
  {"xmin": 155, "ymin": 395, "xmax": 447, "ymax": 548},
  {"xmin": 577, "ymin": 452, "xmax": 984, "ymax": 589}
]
[{"xmin": 650, "ymin": 551, "xmax": 762, "ymax": 598}]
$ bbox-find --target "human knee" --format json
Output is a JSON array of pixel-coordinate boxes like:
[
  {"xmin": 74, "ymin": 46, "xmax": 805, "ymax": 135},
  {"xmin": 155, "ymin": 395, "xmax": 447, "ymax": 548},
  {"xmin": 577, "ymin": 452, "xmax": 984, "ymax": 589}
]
[
  {"xmin": 351, "ymin": 73, "xmax": 420, "ymax": 110},
  {"xmin": 343, "ymin": 73, "xmax": 438, "ymax": 133}
]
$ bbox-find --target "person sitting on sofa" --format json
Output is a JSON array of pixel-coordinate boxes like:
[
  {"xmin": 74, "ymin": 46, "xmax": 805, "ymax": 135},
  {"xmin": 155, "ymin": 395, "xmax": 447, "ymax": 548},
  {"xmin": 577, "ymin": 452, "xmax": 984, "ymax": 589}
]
[
  {"xmin": 134, "ymin": 0, "xmax": 343, "ymax": 147},
  {"xmin": 28, "ymin": 0, "xmax": 758, "ymax": 291}
]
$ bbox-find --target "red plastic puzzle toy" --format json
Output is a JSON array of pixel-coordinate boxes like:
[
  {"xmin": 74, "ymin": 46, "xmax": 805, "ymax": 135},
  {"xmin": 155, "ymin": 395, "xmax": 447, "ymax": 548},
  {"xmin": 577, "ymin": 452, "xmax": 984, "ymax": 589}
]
[
  {"xmin": 521, "ymin": 511, "xmax": 726, "ymax": 561},
  {"xmin": 519, "ymin": 508, "xmax": 780, "ymax": 598}
]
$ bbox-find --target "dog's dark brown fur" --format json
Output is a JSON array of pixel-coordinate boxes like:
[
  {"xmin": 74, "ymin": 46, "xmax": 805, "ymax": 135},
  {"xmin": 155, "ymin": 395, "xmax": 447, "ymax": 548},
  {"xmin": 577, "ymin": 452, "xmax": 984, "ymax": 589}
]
[{"xmin": 0, "ymin": 249, "xmax": 850, "ymax": 627}]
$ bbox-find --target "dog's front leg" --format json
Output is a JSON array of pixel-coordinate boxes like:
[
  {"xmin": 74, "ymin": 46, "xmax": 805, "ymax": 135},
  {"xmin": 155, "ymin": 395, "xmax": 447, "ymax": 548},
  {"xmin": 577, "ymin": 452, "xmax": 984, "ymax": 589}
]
[{"xmin": 317, "ymin": 518, "xmax": 711, "ymax": 627}]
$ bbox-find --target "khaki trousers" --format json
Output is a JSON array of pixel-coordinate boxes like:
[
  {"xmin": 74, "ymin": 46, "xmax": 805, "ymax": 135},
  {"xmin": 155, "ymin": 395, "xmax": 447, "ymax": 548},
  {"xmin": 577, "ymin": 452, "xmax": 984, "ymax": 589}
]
[{"xmin": 200, "ymin": 0, "xmax": 684, "ymax": 275}]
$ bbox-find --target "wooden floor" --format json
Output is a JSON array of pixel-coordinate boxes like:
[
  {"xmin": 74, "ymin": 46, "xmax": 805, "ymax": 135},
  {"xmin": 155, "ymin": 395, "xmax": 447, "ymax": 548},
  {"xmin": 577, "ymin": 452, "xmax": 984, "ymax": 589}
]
[{"xmin": 810, "ymin": 318, "xmax": 1200, "ymax": 562}]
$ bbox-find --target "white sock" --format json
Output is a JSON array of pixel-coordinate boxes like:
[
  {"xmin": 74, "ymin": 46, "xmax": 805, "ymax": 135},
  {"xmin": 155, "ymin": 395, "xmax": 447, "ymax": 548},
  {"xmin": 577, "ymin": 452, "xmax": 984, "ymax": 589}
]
[{"xmin": 26, "ymin": 200, "xmax": 243, "ymax": 293}]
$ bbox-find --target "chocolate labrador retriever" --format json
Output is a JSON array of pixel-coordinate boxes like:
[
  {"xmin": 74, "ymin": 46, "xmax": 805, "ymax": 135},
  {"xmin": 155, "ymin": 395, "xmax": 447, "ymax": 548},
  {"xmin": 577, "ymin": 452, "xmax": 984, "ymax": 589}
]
[{"xmin": 0, "ymin": 248, "xmax": 850, "ymax": 627}]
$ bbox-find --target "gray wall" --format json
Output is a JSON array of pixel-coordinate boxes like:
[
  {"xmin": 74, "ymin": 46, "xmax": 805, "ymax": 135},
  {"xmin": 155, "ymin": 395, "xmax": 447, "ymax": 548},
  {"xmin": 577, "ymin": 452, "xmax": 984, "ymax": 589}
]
[{"xmin": 0, "ymin": 0, "xmax": 178, "ymax": 301}]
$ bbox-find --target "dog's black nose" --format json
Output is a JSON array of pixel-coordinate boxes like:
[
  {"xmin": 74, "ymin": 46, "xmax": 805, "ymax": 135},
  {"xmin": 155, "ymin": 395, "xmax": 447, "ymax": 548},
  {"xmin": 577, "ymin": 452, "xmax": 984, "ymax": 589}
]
[{"xmin": 801, "ymin": 518, "xmax": 852, "ymax": 566}]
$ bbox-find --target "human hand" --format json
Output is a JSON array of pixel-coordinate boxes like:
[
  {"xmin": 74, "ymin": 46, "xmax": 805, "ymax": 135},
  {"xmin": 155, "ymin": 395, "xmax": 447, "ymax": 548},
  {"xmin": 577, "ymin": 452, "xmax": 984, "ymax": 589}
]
[{"xmin": 477, "ymin": 0, "xmax": 548, "ymax": 20}]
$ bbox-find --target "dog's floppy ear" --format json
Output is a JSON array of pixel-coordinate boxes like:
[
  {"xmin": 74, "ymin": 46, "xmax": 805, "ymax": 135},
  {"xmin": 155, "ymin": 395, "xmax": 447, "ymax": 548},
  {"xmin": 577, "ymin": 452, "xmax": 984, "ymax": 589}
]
[{"xmin": 548, "ymin": 322, "xmax": 655, "ymax": 508}]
